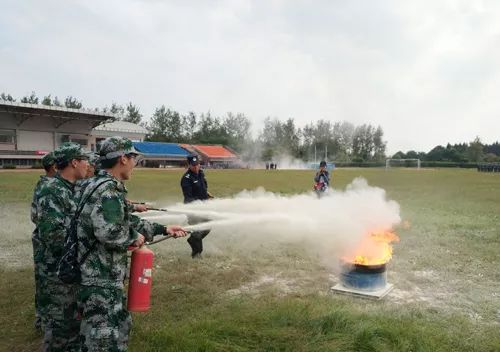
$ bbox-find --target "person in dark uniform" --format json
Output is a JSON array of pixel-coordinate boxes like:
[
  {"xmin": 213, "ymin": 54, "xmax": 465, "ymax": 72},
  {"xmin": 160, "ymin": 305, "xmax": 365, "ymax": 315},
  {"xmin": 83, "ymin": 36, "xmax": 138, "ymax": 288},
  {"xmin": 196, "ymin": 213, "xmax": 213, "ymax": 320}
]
[{"xmin": 181, "ymin": 155, "xmax": 213, "ymax": 258}]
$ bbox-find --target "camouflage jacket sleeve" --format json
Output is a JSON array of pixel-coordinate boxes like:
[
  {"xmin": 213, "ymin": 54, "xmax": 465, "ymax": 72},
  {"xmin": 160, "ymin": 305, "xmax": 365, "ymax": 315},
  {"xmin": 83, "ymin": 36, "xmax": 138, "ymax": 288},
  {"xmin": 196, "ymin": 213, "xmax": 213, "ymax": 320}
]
[
  {"xmin": 91, "ymin": 187, "xmax": 140, "ymax": 250},
  {"xmin": 31, "ymin": 177, "xmax": 44, "ymax": 224},
  {"xmin": 36, "ymin": 190, "xmax": 68, "ymax": 260},
  {"xmin": 30, "ymin": 193, "xmax": 37, "ymax": 224},
  {"xmin": 126, "ymin": 200, "xmax": 135, "ymax": 213},
  {"xmin": 130, "ymin": 214, "xmax": 165, "ymax": 242}
]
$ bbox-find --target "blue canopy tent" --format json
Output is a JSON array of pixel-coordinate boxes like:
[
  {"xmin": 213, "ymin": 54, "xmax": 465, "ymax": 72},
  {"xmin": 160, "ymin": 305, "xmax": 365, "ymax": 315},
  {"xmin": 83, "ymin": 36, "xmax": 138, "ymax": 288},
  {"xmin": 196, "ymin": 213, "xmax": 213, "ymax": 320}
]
[{"xmin": 133, "ymin": 142, "xmax": 190, "ymax": 167}]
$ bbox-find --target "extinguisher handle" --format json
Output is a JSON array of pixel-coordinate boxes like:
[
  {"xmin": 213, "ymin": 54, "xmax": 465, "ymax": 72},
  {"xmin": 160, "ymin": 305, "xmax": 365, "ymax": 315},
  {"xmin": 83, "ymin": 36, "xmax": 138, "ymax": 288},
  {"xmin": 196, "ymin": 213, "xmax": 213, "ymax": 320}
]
[
  {"xmin": 146, "ymin": 231, "xmax": 193, "ymax": 245},
  {"xmin": 146, "ymin": 234, "xmax": 175, "ymax": 245}
]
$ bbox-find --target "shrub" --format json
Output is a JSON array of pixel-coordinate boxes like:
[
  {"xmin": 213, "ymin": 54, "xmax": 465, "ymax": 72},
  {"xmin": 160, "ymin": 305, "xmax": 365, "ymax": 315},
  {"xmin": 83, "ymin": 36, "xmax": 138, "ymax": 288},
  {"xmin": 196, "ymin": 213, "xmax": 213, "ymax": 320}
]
[
  {"xmin": 2, "ymin": 164, "xmax": 16, "ymax": 169},
  {"xmin": 31, "ymin": 163, "xmax": 44, "ymax": 169}
]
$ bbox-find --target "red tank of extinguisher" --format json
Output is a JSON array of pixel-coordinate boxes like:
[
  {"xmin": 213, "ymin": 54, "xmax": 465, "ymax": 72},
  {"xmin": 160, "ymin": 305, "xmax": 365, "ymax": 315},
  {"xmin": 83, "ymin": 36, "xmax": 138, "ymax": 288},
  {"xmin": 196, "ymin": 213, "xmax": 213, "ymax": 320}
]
[{"xmin": 128, "ymin": 246, "xmax": 154, "ymax": 312}]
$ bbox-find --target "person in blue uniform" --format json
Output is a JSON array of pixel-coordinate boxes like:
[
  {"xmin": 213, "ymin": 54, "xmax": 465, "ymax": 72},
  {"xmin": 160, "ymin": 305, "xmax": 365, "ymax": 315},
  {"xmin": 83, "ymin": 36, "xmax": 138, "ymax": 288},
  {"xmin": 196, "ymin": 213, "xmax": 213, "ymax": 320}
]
[{"xmin": 181, "ymin": 155, "xmax": 213, "ymax": 258}]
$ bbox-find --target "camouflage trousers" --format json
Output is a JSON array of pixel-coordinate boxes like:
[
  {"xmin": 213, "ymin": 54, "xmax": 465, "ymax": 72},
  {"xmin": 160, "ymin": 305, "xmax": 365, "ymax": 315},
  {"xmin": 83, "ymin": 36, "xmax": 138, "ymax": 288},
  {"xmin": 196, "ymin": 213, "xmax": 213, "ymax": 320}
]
[
  {"xmin": 38, "ymin": 279, "xmax": 80, "ymax": 352},
  {"xmin": 32, "ymin": 236, "xmax": 43, "ymax": 331},
  {"xmin": 79, "ymin": 285, "xmax": 132, "ymax": 352}
]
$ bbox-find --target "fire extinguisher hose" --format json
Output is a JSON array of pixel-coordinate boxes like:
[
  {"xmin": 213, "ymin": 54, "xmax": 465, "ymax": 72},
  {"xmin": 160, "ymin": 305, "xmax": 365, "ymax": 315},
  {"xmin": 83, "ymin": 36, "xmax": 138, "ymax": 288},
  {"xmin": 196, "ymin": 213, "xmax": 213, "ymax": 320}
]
[
  {"xmin": 146, "ymin": 231, "xmax": 193, "ymax": 245},
  {"xmin": 146, "ymin": 234, "xmax": 174, "ymax": 245}
]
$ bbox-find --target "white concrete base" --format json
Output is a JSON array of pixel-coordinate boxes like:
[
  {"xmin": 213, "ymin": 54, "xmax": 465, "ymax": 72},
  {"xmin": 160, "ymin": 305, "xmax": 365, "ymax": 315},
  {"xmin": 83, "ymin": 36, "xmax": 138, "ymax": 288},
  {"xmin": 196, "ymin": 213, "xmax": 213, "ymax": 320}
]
[{"xmin": 331, "ymin": 283, "xmax": 394, "ymax": 300}]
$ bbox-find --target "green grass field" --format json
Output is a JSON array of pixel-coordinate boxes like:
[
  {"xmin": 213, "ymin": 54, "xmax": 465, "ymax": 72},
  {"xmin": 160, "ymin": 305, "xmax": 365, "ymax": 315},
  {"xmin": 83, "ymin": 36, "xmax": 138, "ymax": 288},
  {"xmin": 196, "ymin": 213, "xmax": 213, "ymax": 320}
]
[{"xmin": 0, "ymin": 168, "xmax": 499, "ymax": 352}]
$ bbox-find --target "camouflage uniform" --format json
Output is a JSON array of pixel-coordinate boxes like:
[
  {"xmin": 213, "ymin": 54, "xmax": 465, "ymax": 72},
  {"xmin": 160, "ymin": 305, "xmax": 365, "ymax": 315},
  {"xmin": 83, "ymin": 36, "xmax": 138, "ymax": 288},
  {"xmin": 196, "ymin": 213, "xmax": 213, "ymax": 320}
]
[
  {"xmin": 76, "ymin": 137, "xmax": 166, "ymax": 352},
  {"xmin": 32, "ymin": 152, "xmax": 56, "ymax": 331},
  {"xmin": 32, "ymin": 144, "xmax": 90, "ymax": 351}
]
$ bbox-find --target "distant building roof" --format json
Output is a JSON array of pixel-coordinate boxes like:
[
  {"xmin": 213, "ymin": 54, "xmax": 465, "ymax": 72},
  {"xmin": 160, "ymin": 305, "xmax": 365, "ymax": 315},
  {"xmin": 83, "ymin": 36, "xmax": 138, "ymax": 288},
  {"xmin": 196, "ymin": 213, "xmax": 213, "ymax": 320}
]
[
  {"xmin": 0, "ymin": 101, "xmax": 113, "ymax": 127},
  {"xmin": 192, "ymin": 145, "xmax": 237, "ymax": 159},
  {"xmin": 133, "ymin": 142, "xmax": 189, "ymax": 158},
  {"xmin": 94, "ymin": 121, "xmax": 149, "ymax": 134}
]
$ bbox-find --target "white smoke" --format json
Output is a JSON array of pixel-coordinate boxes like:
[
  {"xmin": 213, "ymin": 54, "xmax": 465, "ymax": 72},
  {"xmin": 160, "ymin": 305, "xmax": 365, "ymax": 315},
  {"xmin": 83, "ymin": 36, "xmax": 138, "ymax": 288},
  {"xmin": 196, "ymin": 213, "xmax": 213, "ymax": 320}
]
[
  {"xmin": 240, "ymin": 154, "xmax": 310, "ymax": 170},
  {"xmin": 269, "ymin": 154, "xmax": 309, "ymax": 170},
  {"xmin": 142, "ymin": 178, "xmax": 401, "ymax": 264}
]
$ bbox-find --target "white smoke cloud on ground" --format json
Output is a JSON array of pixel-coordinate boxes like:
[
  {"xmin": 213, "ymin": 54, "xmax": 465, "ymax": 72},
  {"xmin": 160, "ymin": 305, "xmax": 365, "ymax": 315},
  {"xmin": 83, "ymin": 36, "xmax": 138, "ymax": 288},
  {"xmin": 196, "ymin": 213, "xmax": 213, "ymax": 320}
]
[{"xmin": 143, "ymin": 178, "xmax": 401, "ymax": 264}]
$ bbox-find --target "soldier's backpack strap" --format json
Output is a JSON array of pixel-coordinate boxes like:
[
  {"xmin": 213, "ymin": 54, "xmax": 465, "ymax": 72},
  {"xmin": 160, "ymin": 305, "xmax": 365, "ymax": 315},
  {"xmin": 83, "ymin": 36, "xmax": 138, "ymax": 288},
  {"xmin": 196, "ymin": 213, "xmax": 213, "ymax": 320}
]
[
  {"xmin": 58, "ymin": 178, "xmax": 114, "ymax": 284},
  {"xmin": 76, "ymin": 179, "xmax": 114, "ymax": 265}
]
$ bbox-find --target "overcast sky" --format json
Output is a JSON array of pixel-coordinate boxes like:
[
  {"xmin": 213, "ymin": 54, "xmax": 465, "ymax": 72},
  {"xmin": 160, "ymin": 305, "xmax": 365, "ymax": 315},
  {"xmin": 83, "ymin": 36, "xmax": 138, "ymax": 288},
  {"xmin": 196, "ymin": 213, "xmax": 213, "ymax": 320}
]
[{"xmin": 1, "ymin": 0, "xmax": 499, "ymax": 154}]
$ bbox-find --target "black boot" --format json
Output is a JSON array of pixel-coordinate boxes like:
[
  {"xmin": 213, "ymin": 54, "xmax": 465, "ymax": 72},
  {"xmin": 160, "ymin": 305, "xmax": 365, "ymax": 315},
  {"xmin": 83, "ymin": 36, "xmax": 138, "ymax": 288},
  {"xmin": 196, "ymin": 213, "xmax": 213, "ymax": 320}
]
[{"xmin": 186, "ymin": 230, "xmax": 211, "ymax": 258}]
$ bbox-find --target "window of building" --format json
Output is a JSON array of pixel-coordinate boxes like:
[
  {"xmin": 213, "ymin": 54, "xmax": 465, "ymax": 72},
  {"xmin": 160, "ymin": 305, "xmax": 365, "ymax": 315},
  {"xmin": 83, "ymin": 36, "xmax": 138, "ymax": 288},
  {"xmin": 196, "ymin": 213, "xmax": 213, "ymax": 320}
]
[
  {"xmin": 0, "ymin": 129, "xmax": 16, "ymax": 144},
  {"xmin": 71, "ymin": 138, "xmax": 88, "ymax": 146}
]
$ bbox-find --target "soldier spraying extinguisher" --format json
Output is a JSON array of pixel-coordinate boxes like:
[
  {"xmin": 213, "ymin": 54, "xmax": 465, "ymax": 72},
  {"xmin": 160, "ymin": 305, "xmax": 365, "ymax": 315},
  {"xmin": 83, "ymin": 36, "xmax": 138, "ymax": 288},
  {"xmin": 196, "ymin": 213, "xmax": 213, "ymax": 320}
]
[{"xmin": 75, "ymin": 137, "xmax": 187, "ymax": 352}]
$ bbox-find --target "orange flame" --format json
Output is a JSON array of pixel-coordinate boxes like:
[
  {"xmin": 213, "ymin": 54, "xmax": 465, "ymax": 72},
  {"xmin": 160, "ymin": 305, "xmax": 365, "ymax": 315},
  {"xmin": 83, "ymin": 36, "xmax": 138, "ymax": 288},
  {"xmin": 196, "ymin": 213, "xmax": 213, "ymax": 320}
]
[{"xmin": 342, "ymin": 230, "xmax": 400, "ymax": 266}]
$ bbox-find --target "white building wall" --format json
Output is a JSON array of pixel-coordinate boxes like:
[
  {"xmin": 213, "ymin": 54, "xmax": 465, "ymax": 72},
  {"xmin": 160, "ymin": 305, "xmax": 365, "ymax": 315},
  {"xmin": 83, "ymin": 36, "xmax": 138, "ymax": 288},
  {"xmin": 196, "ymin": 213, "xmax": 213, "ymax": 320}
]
[
  {"xmin": 18, "ymin": 130, "xmax": 54, "ymax": 151},
  {"xmin": 0, "ymin": 111, "xmax": 96, "ymax": 151},
  {"xmin": 90, "ymin": 131, "xmax": 146, "ymax": 151}
]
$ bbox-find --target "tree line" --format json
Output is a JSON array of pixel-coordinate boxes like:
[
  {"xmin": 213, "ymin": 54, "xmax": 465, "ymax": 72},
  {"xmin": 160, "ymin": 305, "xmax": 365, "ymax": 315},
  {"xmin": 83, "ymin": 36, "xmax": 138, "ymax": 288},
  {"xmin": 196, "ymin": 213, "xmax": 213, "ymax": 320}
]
[
  {"xmin": 1, "ymin": 91, "xmax": 387, "ymax": 162},
  {"xmin": 393, "ymin": 138, "xmax": 500, "ymax": 163},
  {"xmin": 2, "ymin": 91, "xmax": 498, "ymax": 163}
]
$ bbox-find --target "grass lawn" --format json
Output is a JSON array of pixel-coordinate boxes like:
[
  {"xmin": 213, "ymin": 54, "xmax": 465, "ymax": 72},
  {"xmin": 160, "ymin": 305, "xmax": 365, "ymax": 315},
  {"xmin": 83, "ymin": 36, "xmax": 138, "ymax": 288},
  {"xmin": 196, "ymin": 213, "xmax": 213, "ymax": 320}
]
[{"xmin": 0, "ymin": 168, "xmax": 499, "ymax": 352}]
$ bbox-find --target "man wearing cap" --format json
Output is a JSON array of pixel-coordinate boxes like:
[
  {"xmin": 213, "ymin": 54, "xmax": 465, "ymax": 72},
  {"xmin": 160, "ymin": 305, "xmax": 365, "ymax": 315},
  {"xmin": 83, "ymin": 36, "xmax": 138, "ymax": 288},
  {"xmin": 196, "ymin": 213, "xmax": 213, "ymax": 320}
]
[
  {"xmin": 181, "ymin": 155, "xmax": 213, "ymax": 258},
  {"xmin": 30, "ymin": 152, "xmax": 57, "ymax": 332},
  {"xmin": 32, "ymin": 143, "xmax": 91, "ymax": 351},
  {"xmin": 85, "ymin": 152, "xmax": 100, "ymax": 178},
  {"xmin": 75, "ymin": 136, "xmax": 186, "ymax": 352}
]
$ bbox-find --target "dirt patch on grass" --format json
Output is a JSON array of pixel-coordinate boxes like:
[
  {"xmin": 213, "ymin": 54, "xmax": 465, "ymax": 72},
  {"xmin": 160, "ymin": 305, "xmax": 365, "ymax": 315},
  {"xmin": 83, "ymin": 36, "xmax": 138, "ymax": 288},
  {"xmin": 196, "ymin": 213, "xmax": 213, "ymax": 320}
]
[
  {"xmin": 226, "ymin": 273, "xmax": 298, "ymax": 297},
  {"xmin": 0, "ymin": 204, "xmax": 34, "ymax": 268}
]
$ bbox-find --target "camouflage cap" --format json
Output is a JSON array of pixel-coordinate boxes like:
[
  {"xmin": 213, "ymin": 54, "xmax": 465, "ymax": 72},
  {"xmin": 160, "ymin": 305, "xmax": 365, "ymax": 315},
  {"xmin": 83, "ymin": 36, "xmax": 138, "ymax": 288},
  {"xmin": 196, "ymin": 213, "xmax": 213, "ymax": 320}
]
[
  {"xmin": 41, "ymin": 152, "xmax": 56, "ymax": 168},
  {"xmin": 53, "ymin": 142, "xmax": 91, "ymax": 163},
  {"xmin": 98, "ymin": 136, "xmax": 141, "ymax": 160},
  {"xmin": 88, "ymin": 153, "xmax": 100, "ymax": 167}
]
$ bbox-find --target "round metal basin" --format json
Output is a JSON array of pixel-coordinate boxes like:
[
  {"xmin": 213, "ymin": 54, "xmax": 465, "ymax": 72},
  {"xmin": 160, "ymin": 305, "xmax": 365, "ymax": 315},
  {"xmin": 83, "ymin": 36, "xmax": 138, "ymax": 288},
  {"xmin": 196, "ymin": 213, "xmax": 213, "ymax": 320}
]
[{"xmin": 340, "ymin": 262, "xmax": 387, "ymax": 291}]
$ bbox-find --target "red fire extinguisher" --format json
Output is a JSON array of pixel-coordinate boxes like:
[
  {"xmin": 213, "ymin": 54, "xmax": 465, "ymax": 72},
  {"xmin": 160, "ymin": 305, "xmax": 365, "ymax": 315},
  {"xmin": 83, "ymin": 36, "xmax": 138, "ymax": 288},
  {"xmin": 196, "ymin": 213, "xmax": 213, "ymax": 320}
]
[{"xmin": 127, "ymin": 246, "xmax": 154, "ymax": 312}]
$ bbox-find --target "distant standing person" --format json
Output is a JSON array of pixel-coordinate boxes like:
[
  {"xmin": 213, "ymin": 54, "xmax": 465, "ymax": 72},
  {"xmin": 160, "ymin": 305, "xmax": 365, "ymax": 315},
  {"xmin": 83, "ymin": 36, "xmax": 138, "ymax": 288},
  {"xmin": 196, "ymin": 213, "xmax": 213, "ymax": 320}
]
[
  {"xmin": 313, "ymin": 160, "xmax": 330, "ymax": 197},
  {"xmin": 85, "ymin": 152, "xmax": 100, "ymax": 177},
  {"xmin": 181, "ymin": 155, "xmax": 213, "ymax": 258}
]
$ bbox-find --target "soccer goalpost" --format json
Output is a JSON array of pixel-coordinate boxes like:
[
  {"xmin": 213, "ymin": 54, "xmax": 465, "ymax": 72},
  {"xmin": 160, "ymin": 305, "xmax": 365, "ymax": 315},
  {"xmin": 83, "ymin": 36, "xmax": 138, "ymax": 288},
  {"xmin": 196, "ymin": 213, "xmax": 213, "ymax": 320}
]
[{"xmin": 385, "ymin": 158, "xmax": 421, "ymax": 169}]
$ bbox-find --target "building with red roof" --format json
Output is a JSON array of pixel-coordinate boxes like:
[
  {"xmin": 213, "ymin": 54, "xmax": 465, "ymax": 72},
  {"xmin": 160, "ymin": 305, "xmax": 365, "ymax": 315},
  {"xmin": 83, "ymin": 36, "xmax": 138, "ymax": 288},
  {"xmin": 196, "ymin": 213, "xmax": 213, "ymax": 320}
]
[{"xmin": 188, "ymin": 144, "xmax": 240, "ymax": 168}]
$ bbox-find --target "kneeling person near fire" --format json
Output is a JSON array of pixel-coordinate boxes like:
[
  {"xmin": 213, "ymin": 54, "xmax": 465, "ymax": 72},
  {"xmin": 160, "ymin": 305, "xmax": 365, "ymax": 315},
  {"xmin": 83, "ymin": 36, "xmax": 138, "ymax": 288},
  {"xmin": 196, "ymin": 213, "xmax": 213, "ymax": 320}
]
[{"xmin": 76, "ymin": 137, "xmax": 186, "ymax": 351}]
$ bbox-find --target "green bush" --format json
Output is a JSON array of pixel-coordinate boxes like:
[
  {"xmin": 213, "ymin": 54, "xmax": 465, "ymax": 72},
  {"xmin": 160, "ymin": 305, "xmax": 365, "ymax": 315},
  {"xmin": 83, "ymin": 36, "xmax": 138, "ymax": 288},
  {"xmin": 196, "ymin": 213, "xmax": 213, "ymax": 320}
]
[
  {"xmin": 31, "ymin": 163, "xmax": 44, "ymax": 169},
  {"xmin": 332, "ymin": 161, "xmax": 478, "ymax": 168},
  {"xmin": 2, "ymin": 164, "xmax": 16, "ymax": 169},
  {"xmin": 335, "ymin": 161, "xmax": 385, "ymax": 168},
  {"xmin": 420, "ymin": 161, "xmax": 477, "ymax": 168}
]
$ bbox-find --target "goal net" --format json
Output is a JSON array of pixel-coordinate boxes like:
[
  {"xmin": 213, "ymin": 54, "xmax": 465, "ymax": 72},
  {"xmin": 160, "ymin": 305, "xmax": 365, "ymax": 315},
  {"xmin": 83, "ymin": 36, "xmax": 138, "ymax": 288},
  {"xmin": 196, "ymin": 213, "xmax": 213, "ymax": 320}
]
[{"xmin": 385, "ymin": 158, "xmax": 421, "ymax": 169}]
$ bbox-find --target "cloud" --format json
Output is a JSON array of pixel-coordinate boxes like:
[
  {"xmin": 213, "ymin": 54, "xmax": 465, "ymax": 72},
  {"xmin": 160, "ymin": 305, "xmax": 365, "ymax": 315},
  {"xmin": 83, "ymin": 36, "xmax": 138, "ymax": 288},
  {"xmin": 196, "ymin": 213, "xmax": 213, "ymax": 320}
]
[{"xmin": 1, "ymin": 0, "xmax": 499, "ymax": 153}]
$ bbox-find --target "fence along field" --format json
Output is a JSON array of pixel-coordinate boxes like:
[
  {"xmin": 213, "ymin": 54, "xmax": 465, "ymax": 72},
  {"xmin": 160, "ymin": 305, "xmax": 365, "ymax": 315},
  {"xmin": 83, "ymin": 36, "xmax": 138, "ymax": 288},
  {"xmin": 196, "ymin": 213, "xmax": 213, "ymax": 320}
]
[{"xmin": 0, "ymin": 168, "xmax": 499, "ymax": 351}]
